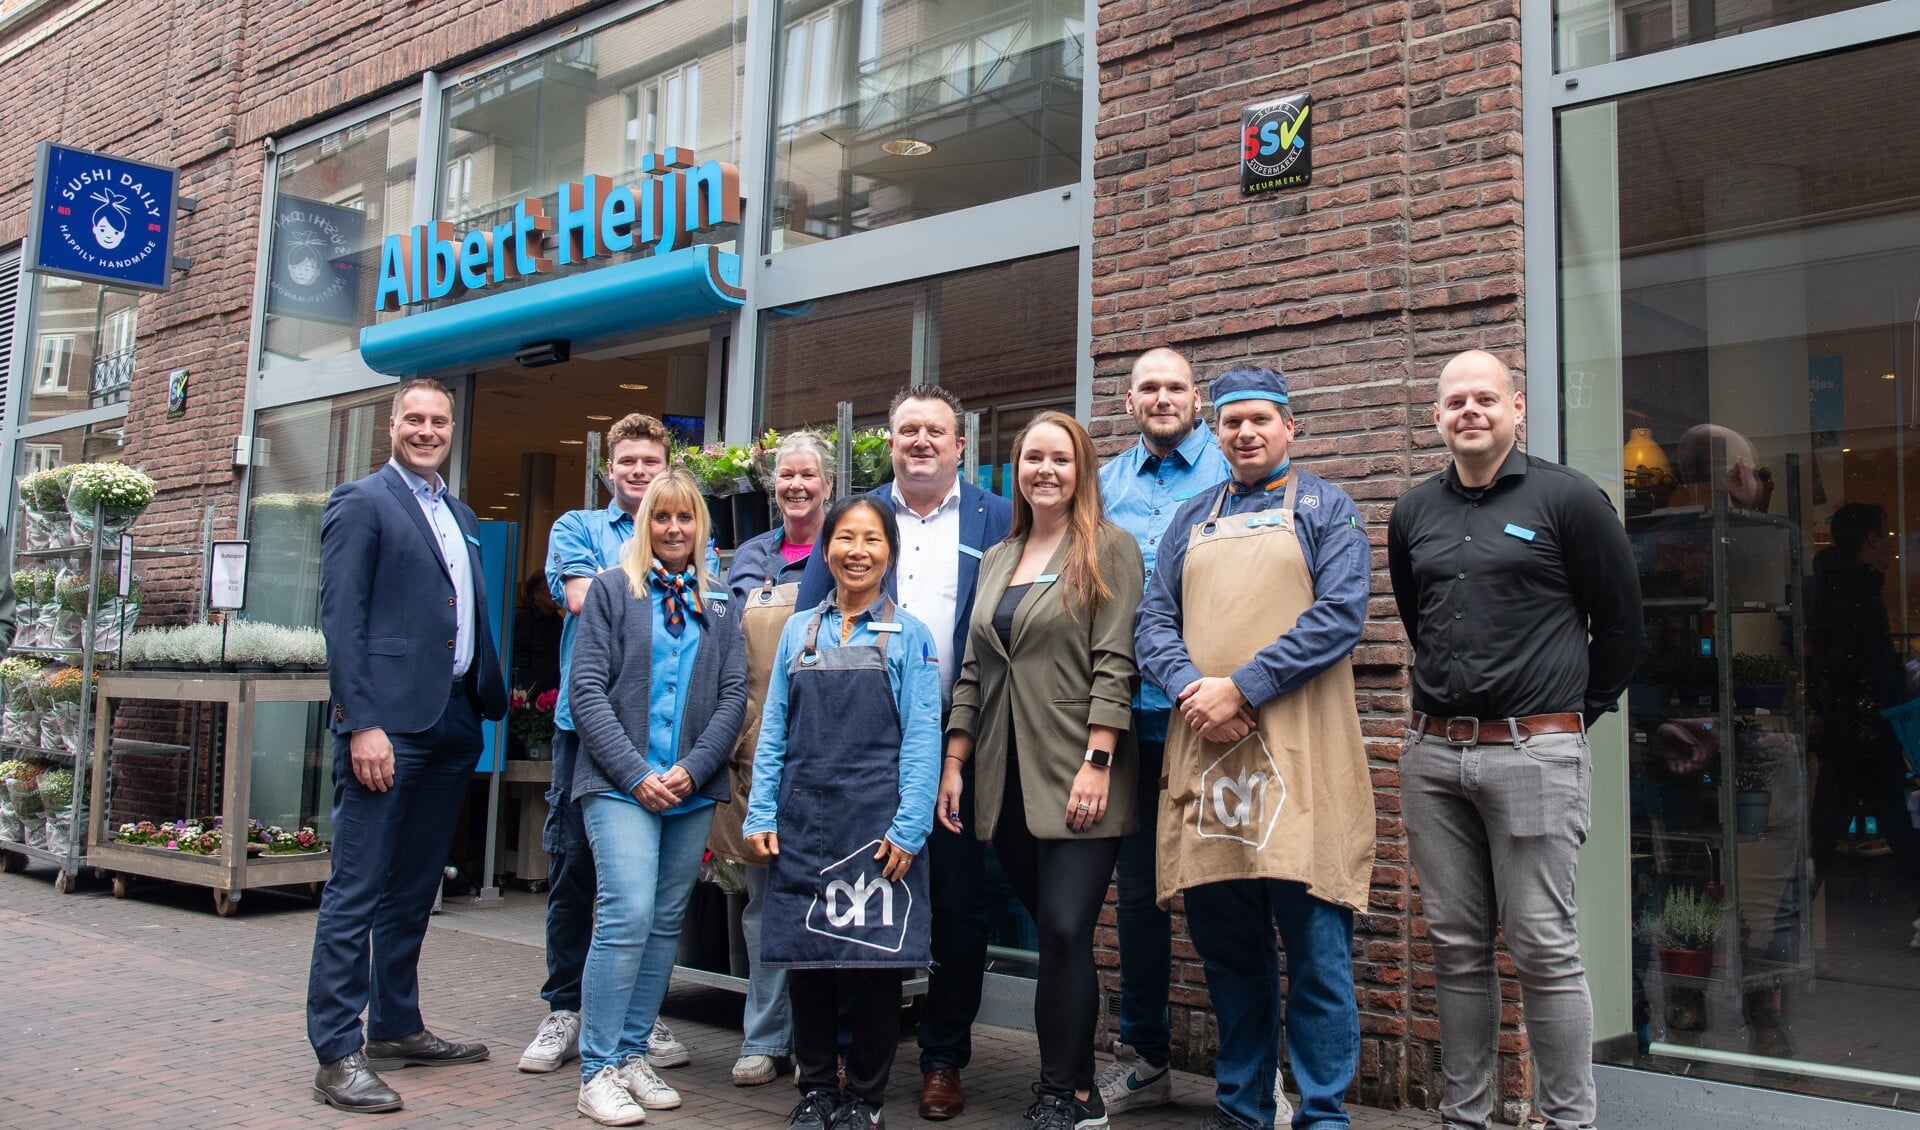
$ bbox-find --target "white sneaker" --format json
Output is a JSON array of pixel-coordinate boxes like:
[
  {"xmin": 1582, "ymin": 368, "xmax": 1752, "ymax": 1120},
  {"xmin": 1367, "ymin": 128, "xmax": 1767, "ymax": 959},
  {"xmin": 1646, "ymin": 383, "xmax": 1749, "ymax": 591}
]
[
  {"xmin": 732, "ymin": 1053, "xmax": 780, "ymax": 1086},
  {"xmin": 1097, "ymin": 1042, "xmax": 1173, "ymax": 1114},
  {"xmin": 617, "ymin": 1054, "xmax": 683, "ymax": 1110},
  {"xmin": 578, "ymin": 1065, "xmax": 647, "ymax": 1125},
  {"xmin": 519, "ymin": 1009, "xmax": 581, "ymax": 1073},
  {"xmin": 646, "ymin": 1020, "xmax": 690, "ymax": 1068},
  {"xmin": 1275, "ymin": 1073, "xmax": 1295, "ymax": 1125}
]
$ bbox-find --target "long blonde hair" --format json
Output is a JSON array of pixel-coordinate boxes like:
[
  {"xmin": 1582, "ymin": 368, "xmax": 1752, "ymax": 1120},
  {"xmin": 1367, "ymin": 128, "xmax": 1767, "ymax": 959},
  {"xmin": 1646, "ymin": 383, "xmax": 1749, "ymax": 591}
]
[
  {"xmin": 620, "ymin": 468, "xmax": 712, "ymax": 595},
  {"xmin": 1008, "ymin": 410, "xmax": 1114, "ymax": 614}
]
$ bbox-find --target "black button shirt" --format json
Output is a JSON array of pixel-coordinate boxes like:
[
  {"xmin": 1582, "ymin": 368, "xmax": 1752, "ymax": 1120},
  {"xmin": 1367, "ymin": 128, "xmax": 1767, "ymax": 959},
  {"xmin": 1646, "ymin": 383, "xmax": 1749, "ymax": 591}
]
[{"xmin": 1387, "ymin": 447, "xmax": 1640, "ymax": 722}]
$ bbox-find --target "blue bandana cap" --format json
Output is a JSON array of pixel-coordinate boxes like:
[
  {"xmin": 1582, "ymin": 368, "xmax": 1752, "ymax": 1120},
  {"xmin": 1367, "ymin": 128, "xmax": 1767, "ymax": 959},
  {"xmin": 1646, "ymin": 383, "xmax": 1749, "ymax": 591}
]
[{"xmin": 1210, "ymin": 366, "xmax": 1290, "ymax": 408}]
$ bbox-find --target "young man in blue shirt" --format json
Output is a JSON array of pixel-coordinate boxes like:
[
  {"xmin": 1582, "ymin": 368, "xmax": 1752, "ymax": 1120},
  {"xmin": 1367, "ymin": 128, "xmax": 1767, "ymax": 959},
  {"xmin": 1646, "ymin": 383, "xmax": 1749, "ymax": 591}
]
[{"xmin": 1094, "ymin": 348, "xmax": 1232, "ymax": 1115}]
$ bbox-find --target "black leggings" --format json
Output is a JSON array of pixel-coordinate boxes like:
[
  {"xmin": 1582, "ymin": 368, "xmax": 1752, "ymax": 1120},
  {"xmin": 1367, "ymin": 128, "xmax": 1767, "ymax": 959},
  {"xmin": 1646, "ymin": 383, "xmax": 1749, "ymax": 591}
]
[
  {"xmin": 788, "ymin": 967, "xmax": 904, "ymax": 1107},
  {"xmin": 992, "ymin": 751, "xmax": 1123, "ymax": 1097}
]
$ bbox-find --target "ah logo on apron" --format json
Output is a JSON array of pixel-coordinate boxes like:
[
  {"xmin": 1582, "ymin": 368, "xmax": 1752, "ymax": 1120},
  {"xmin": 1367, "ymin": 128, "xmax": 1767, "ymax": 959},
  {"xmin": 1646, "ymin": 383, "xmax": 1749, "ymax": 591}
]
[
  {"xmin": 804, "ymin": 839, "xmax": 916, "ymax": 955},
  {"xmin": 1197, "ymin": 732, "xmax": 1287, "ymax": 849}
]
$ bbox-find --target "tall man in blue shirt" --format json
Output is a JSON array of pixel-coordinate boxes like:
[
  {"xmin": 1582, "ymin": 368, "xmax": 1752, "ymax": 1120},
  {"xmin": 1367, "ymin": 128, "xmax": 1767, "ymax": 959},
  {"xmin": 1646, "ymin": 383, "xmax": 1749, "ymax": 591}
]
[
  {"xmin": 520, "ymin": 412, "xmax": 718, "ymax": 1076},
  {"xmin": 1135, "ymin": 367, "xmax": 1374, "ymax": 1130},
  {"xmin": 1095, "ymin": 347, "xmax": 1230, "ymax": 1115},
  {"xmin": 309, "ymin": 379, "xmax": 509, "ymax": 1113}
]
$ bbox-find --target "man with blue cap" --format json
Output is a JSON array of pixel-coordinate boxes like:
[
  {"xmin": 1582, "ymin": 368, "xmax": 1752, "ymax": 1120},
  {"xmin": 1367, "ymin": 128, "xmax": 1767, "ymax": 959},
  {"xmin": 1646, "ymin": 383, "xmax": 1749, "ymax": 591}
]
[{"xmin": 1135, "ymin": 365, "xmax": 1373, "ymax": 1130}]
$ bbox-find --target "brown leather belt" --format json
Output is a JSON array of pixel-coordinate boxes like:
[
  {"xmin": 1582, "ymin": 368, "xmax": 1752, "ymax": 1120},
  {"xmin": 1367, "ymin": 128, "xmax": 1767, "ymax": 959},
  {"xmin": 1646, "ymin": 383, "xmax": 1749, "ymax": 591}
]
[{"xmin": 1412, "ymin": 711, "xmax": 1584, "ymax": 746}]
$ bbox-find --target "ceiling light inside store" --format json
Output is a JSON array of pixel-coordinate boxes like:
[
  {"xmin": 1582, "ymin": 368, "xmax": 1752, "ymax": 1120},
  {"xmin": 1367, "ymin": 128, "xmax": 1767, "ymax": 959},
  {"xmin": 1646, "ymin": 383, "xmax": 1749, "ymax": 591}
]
[
  {"xmin": 881, "ymin": 138, "xmax": 935, "ymax": 157},
  {"xmin": 488, "ymin": 505, "xmax": 507, "ymax": 510},
  {"xmin": 561, "ymin": 439, "xmax": 584, "ymax": 445},
  {"xmin": 503, "ymin": 492, "xmax": 520, "ymax": 497},
  {"xmin": 618, "ymin": 383, "xmax": 650, "ymax": 391},
  {"xmin": 1885, "ymin": 372, "xmax": 1898, "ymax": 380},
  {"xmin": 586, "ymin": 414, "xmax": 613, "ymax": 421}
]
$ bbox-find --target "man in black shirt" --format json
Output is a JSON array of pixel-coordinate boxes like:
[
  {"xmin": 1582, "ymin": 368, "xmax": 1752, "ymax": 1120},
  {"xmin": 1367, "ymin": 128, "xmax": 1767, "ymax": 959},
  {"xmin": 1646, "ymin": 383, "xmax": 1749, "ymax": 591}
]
[{"xmin": 1386, "ymin": 349, "xmax": 1638, "ymax": 1130}]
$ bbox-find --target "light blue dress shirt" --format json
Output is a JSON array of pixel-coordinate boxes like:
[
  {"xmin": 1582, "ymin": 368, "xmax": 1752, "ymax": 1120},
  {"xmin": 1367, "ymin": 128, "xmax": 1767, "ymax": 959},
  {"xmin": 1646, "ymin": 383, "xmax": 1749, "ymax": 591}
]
[
  {"xmin": 388, "ymin": 459, "xmax": 474, "ymax": 678},
  {"xmin": 1097, "ymin": 422, "xmax": 1231, "ymax": 740},
  {"xmin": 598, "ymin": 576, "xmax": 713, "ymax": 816},
  {"xmin": 743, "ymin": 603, "xmax": 943, "ymax": 855}
]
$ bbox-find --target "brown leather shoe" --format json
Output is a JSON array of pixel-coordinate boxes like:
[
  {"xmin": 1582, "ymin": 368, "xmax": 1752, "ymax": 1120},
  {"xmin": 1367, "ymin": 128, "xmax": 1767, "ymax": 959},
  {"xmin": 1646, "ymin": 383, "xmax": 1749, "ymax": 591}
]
[{"xmin": 917, "ymin": 1067, "xmax": 964, "ymax": 1120}]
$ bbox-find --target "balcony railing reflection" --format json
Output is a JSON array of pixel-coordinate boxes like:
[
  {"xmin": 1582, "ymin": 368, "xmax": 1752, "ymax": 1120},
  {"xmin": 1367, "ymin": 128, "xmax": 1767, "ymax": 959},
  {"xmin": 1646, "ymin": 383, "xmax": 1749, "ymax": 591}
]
[{"xmin": 90, "ymin": 349, "xmax": 134, "ymax": 407}]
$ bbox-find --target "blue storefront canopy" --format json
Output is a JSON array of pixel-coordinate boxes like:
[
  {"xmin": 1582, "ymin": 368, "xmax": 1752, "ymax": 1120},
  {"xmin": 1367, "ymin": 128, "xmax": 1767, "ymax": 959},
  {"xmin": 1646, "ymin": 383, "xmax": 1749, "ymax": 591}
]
[{"xmin": 358, "ymin": 244, "xmax": 744, "ymax": 375}]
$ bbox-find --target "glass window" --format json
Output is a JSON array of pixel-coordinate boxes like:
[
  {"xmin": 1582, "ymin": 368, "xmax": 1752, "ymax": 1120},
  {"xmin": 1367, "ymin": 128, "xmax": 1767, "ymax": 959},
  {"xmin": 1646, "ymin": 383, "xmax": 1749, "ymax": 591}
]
[
  {"xmin": 22, "ymin": 275, "xmax": 136, "ymax": 420},
  {"xmin": 1559, "ymin": 35, "xmax": 1920, "ymax": 1104},
  {"xmin": 261, "ymin": 105, "xmax": 420, "ymax": 372},
  {"xmin": 1555, "ymin": 0, "xmax": 1884, "ymax": 69},
  {"xmin": 244, "ymin": 387, "xmax": 394, "ymax": 631},
  {"xmin": 440, "ymin": 1, "xmax": 747, "ymax": 293},
  {"xmin": 769, "ymin": 0, "xmax": 1085, "ymax": 247},
  {"xmin": 760, "ymin": 250, "xmax": 1076, "ymax": 493}
]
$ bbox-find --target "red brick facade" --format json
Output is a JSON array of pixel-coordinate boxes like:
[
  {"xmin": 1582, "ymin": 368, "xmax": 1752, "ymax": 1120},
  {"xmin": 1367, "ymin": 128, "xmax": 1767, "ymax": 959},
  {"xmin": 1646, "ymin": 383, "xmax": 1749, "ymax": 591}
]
[{"xmin": 1087, "ymin": 0, "xmax": 1529, "ymax": 1115}]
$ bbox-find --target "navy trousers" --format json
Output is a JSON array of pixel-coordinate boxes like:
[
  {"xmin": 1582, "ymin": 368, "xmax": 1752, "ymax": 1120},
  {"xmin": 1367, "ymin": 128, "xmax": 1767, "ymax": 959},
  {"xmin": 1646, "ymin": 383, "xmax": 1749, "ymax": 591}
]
[
  {"xmin": 306, "ymin": 689, "xmax": 480, "ymax": 1064},
  {"xmin": 540, "ymin": 727, "xmax": 595, "ymax": 1014}
]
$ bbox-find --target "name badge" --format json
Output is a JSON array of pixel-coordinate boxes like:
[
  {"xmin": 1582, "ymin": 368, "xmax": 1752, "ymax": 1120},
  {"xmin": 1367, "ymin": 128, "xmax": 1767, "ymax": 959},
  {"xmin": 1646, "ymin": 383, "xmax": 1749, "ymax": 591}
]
[
  {"xmin": 1503, "ymin": 523, "xmax": 1536, "ymax": 542},
  {"xmin": 704, "ymin": 591, "xmax": 729, "ymax": 602},
  {"xmin": 870, "ymin": 622, "xmax": 903, "ymax": 633},
  {"xmin": 1245, "ymin": 513, "xmax": 1286, "ymax": 529},
  {"xmin": 959, "ymin": 544, "xmax": 984, "ymax": 560},
  {"xmin": 1037, "ymin": 573, "xmax": 1059, "ymax": 583},
  {"xmin": 464, "ymin": 533, "xmax": 481, "ymax": 546}
]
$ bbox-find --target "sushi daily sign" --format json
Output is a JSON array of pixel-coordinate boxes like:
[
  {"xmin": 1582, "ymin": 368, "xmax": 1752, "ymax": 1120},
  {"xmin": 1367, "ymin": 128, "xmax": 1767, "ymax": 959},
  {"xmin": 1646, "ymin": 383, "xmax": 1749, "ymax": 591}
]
[{"xmin": 25, "ymin": 142, "xmax": 179, "ymax": 292}]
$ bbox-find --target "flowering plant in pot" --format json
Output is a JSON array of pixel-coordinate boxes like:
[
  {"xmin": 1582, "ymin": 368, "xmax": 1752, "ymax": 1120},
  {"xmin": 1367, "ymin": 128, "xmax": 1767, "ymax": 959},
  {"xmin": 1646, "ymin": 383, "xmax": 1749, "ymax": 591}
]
[
  {"xmin": 10, "ymin": 568, "xmax": 55, "ymax": 647},
  {"xmin": 65, "ymin": 462, "xmax": 156, "ymax": 536},
  {"xmin": 267, "ymin": 825, "xmax": 325, "ymax": 854},
  {"xmin": 0, "ymin": 759, "xmax": 46, "ymax": 848},
  {"xmin": 1, "ymin": 657, "xmax": 44, "ymax": 746},
  {"xmin": 36, "ymin": 768, "xmax": 75, "ymax": 855},
  {"xmin": 0, "ymin": 758, "xmax": 30, "ymax": 843},
  {"xmin": 42, "ymin": 666, "xmax": 89, "ymax": 754},
  {"xmin": 508, "ymin": 687, "xmax": 559, "ymax": 757},
  {"xmin": 18, "ymin": 465, "xmax": 77, "ymax": 548}
]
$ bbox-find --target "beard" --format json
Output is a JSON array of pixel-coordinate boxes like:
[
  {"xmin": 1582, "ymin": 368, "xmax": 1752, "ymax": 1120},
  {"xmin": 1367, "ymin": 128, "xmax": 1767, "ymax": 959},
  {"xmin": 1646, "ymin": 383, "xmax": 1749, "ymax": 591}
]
[{"xmin": 1140, "ymin": 414, "xmax": 1194, "ymax": 447}]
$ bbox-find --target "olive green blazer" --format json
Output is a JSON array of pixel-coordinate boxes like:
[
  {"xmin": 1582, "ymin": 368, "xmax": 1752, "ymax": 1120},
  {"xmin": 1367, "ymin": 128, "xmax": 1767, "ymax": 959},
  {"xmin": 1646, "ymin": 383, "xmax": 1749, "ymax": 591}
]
[{"xmin": 948, "ymin": 522, "xmax": 1144, "ymax": 841}]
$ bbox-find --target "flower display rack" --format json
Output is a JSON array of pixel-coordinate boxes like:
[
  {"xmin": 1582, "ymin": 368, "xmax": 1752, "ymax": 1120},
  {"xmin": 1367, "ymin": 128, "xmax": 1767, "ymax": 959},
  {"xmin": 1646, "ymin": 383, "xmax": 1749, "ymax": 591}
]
[
  {"xmin": 0, "ymin": 488, "xmax": 204, "ymax": 893},
  {"xmin": 86, "ymin": 671, "xmax": 333, "ymax": 916}
]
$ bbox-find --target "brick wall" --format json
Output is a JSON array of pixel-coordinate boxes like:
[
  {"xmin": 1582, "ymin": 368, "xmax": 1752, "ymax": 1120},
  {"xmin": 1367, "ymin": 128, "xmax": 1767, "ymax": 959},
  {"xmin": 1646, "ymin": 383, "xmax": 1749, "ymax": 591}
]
[{"xmin": 1089, "ymin": 0, "xmax": 1528, "ymax": 1115}]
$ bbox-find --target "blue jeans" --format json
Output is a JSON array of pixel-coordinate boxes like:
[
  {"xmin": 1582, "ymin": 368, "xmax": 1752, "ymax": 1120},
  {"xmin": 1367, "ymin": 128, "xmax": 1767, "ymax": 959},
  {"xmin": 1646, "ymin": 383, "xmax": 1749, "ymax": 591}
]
[
  {"xmin": 1114, "ymin": 736, "xmax": 1171, "ymax": 1064},
  {"xmin": 739, "ymin": 863, "xmax": 792, "ymax": 1057},
  {"xmin": 541, "ymin": 728, "xmax": 595, "ymax": 1014},
  {"xmin": 1185, "ymin": 878, "xmax": 1358, "ymax": 1129},
  {"xmin": 578, "ymin": 795, "xmax": 714, "ymax": 1080}
]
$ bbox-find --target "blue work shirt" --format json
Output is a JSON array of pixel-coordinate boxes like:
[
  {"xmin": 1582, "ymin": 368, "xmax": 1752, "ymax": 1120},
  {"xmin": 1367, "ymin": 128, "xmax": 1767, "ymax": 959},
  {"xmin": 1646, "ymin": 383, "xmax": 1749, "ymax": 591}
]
[
  {"xmin": 1098, "ymin": 422, "xmax": 1232, "ymax": 741},
  {"xmin": 598, "ymin": 575, "xmax": 714, "ymax": 816},
  {"xmin": 1134, "ymin": 466, "xmax": 1369, "ymax": 711},
  {"xmin": 743, "ymin": 603, "xmax": 943, "ymax": 855},
  {"xmin": 547, "ymin": 498, "xmax": 718, "ymax": 731}
]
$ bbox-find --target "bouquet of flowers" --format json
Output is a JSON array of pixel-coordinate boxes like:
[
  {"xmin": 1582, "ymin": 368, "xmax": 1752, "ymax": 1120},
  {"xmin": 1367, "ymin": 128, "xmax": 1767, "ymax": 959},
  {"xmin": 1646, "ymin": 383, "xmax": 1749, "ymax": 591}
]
[
  {"xmin": 42, "ymin": 666, "xmax": 89, "ymax": 753},
  {"xmin": 11, "ymin": 568, "xmax": 55, "ymax": 647},
  {"xmin": 1, "ymin": 657, "xmax": 44, "ymax": 746},
  {"xmin": 65, "ymin": 462, "xmax": 156, "ymax": 535},
  {"xmin": 1, "ymin": 759, "xmax": 45, "ymax": 847},
  {"xmin": 508, "ymin": 687, "xmax": 559, "ymax": 755},
  {"xmin": 18, "ymin": 465, "xmax": 78, "ymax": 548},
  {"xmin": 36, "ymin": 768, "xmax": 75, "ymax": 855}
]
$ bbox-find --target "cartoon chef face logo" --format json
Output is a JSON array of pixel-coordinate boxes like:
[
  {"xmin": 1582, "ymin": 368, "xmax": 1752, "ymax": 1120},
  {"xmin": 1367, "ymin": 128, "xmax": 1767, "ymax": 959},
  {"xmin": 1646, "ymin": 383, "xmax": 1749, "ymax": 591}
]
[
  {"xmin": 89, "ymin": 189, "xmax": 131, "ymax": 249},
  {"xmin": 284, "ymin": 230, "xmax": 326, "ymax": 287}
]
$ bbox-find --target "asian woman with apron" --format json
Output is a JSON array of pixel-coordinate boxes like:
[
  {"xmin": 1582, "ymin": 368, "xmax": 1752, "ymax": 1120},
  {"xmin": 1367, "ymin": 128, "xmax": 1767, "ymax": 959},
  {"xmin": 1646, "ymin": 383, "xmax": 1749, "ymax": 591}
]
[
  {"xmin": 744, "ymin": 496, "xmax": 943, "ymax": 1130},
  {"xmin": 710, "ymin": 430, "xmax": 833, "ymax": 1086}
]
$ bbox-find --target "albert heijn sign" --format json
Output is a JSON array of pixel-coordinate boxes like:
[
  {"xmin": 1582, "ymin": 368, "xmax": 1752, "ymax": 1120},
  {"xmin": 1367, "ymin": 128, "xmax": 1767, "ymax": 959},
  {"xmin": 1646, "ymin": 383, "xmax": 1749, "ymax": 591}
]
[
  {"xmin": 25, "ymin": 142, "xmax": 180, "ymax": 292},
  {"xmin": 376, "ymin": 147, "xmax": 740, "ymax": 311}
]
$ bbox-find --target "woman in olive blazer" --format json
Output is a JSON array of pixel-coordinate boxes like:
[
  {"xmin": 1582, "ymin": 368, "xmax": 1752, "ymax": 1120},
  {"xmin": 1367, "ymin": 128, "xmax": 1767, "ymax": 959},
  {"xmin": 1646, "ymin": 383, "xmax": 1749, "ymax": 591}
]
[{"xmin": 938, "ymin": 410, "xmax": 1144, "ymax": 1127}]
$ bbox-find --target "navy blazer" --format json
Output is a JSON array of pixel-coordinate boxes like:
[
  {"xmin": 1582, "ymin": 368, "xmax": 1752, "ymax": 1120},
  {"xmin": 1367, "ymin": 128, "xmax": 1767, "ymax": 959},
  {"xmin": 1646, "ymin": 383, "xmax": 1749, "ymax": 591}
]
[
  {"xmin": 320, "ymin": 463, "xmax": 510, "ymax": 736},
  {"xmin": 796, "ymin": 480, "xmax": 1013, "ymax": 669}
]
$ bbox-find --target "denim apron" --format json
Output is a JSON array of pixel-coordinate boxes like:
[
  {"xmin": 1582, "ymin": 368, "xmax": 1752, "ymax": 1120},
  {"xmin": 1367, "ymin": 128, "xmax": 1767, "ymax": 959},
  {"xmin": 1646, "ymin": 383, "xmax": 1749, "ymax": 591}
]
[
  {"xmin": 1156, "ymin": 476, "xmax": 1375, "ymax": 911},
  {"xmin": 707, "ymin": 577, "xmax": 798, "ymax": 866},
  {"xmin": 760, "ymin": 600, "xmax": 933, "ymax": 969}
]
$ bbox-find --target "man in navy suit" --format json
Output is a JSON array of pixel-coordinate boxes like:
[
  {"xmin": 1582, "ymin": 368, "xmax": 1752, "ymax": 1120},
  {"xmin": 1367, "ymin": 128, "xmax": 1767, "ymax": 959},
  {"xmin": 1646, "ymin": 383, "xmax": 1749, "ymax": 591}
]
[
  {"xmin": 307, "ymin": 378, "xmax": 509, "ymax": 1114},
  {"xmin": 795, "ymin": 384, "xmax": 1012, "ymax": 1120}
]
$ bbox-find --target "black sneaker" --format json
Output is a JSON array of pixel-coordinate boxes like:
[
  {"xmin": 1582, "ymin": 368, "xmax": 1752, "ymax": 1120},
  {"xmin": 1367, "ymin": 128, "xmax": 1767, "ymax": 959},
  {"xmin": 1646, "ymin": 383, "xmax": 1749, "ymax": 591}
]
[
  {"xmin": 788, "ymin": 1089, "xmax": 840, "ymax": 1129},
  {"xmin": 828, "ymin": 1097, "xmax": 885, "ymax": 1129},
  {"xmin": 1197, "ymin": 1109, "xmax": 1256, "ymax": 1130},
  {"xmin": 1001, "ymin": 1090, "xmax": 1108, "ymax": 1130}
]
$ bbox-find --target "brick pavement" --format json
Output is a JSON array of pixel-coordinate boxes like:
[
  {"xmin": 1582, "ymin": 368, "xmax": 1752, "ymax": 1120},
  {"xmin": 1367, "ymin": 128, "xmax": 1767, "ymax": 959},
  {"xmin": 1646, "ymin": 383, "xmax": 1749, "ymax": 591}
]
[{"xmin": 0, "ymin": 867, "xmax": 1433, "ymax": 1129}]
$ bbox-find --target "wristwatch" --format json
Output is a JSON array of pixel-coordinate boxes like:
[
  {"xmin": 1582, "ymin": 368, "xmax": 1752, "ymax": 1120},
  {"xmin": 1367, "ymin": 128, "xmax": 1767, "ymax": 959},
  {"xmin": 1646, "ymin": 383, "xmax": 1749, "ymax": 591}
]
[{"xmin": 1084, "ymin": 748, "xmax": 1115, "ymax": 769}]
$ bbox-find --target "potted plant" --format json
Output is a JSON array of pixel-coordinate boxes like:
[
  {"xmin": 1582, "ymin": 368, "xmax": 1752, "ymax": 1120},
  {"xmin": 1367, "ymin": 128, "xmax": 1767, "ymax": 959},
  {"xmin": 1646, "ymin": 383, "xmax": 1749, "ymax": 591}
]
[
  {"xmin": 267, "ymin": 825, "xmax": 326, "ymax": 854},
  {"xmin": 1641, "ymin": 886, "xmax": 1724, "ymax": 978},
  {"xmin": 1, "ymin": 657, "xmax": 44, "ymax": 746},
  {"xmin": 17, "ymin": 465, "xmax": 77, "ymax": 549},
  {"xmin": 1732, "ymin": 652, "xmax": 1793, "ymax": 711},
  {"xmin": 1732, "ymin": 726, "xmax": 1780, "ymax": 834},
  {"xmin": 64, "ymin": 462, "xmax": 156, "ymax": 536},
  {"xmin": 283, "ymin": 626, "xmax": 327, "ymax": 671},
  {"xmin": 42, "ymin": 666, "xmax": 88, "ymax": 754},
  {"xmin": 36, "ymin": 768, "xmax": 75, "ymax": 855},
  {"xmin": 227, "ymin": 621, "xmax": 276, "ymax": 672},
  {"xmin": 1, "ymin": 759, "xmax": 46, "ymax": 848},
  {"xmin": 509, "ymin": 687, "xmax": 559, "ymax": 759},
  {"xmin": 10, "ymin": 567, "xmax": 54, "ymax": 648},
  {"xmin": 0, "ymin": 758, "xmax": 27, "ymax": 843}
]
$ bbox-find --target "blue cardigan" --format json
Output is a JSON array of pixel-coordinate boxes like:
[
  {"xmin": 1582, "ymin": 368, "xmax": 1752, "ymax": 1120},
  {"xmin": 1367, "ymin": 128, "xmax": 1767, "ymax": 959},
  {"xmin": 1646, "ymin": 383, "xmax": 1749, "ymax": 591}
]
[{"xmin": 566, "ymin": 565, "xmax": 748, "ymax": 803}]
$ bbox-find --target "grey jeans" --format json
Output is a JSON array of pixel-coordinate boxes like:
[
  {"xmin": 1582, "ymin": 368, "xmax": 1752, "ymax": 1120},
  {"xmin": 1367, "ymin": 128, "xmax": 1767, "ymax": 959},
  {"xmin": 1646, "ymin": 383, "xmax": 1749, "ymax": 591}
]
[{"xmin": 1402, "ymin": 727, "xmax": 1596, "ymax": 1130}]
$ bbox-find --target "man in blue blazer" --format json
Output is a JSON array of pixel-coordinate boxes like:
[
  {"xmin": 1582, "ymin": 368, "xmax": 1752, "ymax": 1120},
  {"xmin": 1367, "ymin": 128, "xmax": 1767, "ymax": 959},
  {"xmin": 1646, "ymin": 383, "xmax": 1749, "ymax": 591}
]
[
  {"xmin": 307, "ymin": 378, "xmax": 509, "ymax": 1114},
  {"xmin": 795, "ymin": 384, "xmax": 1011, "ymax": 1120}
]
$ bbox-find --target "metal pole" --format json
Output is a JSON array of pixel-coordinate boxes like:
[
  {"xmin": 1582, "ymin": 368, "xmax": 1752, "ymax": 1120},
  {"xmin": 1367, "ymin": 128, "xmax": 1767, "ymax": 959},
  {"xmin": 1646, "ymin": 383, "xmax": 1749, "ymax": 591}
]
[
  {"xmin": 585, "ymin": 430, "xmax": 603, "ymax": 510},
  {"xmin": 835, "ymin": 401, "xmax": 853, "ymax": 500},
  {"xmin": 964, "ymin": 410, "xmax": 981, "ymax": 492}
]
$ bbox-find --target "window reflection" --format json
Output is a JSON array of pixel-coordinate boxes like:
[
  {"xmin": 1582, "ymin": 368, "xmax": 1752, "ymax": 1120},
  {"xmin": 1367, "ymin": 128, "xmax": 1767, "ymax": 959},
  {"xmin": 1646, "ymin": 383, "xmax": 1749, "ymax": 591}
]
[
  {"xmin": 770, "ymin": 0, "xmax": 1083, "ymax": 246},
  {"xmin": 1554, "ymin": 0, "xmax": 1884, "ymax": 69}
]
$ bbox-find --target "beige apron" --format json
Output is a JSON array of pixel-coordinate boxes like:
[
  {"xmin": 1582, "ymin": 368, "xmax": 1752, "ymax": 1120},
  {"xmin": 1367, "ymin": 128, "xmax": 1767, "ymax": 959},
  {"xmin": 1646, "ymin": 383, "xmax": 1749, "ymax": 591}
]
[
  {"xmin": 1157, "ymin": 476, "xmax": 1375, "ymax": 911},
  {"xmin": 707, "ymin": 578, "xmax": 798, "ymax": 866}
]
